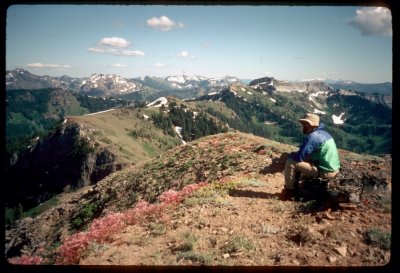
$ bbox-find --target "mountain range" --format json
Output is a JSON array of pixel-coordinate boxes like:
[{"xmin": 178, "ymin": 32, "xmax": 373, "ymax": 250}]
[
  {"xmin": 6, "ymin": 68, "xmax": 392, "ymax": 97},
  {"xmin": 6, "ymin": 69, "xmax": 241, "ymax": 99}
]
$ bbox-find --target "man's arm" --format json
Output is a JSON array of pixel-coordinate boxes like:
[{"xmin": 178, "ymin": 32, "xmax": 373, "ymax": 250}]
[{"xmin": 291, "ymin": 135, "xmax": 319, "ymax": 162}]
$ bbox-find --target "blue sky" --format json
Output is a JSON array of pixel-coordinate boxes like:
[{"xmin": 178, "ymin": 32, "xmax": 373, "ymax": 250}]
[{"xmin": 6, "ymin": 5, "xmax": 392, "ymax": 83}]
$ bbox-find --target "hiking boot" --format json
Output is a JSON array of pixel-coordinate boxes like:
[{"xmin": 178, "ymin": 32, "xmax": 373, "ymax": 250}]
[{"xmin": 280, "ymin": 188, "xmax": 299, "ymax": 201}]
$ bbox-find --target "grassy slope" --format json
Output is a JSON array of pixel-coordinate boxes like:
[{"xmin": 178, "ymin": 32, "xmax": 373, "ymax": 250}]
[{"xmin": 67, "ymin": 107, "xmax": 181, "ymax": 165}]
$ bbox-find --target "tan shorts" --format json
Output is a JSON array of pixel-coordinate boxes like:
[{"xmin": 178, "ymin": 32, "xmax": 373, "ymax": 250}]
[{"xmin": 284, "ymin": 158, "xmax": 339, "ymax": 189}]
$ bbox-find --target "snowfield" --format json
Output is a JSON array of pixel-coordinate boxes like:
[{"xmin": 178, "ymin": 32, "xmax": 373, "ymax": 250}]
[
  {"xmin": 147, "ymin": 97, "xmax": 168, "ymax": 108},
  {"xmin": 332, "ymin": 112, "xmax": 345, "ymax": 124},
  {"xmin": 175, "ymin": 126, "xmax": 187, "ymax": 145},
  {"xmin": 84, "ymin": 109, "xmax": 115, "ymax": 116},
  {"xmin": 313, "ymin": 108, "xmax": 326, "ymax": 115}
]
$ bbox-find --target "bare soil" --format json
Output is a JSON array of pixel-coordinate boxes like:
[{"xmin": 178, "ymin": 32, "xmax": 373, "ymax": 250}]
[{"xmin": 79, "ymin": 171, "xmax": 391, "ymax": 267}]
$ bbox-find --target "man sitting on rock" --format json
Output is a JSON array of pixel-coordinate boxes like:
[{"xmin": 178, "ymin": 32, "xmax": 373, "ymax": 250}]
[{"xmin": 282, "ymin": 113, "xmax": 340, "ymax": 200}]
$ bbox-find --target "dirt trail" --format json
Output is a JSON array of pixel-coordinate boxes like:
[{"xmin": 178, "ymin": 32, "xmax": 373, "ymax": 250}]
[{"xmin": 80, "ymin": 171, "xmax": 391, "ymax": 266}]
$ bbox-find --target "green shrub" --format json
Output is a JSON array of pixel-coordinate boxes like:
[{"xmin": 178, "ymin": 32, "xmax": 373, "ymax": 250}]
[
  {"xmin": 70, "ymin": 200, "xmax": 102, "ymax": 230},
  {"xmin": 224, "ymin": 235, "xmax": 255, "ymax": 253},
  {"xmin": 365, "ymin": 228, "xmax": 391, "ymax": 250},
  {"xmin": 176, "ymin": 251, "xmax": 213, "ymax": 264},
  {"xmin": 149, "ymin": 223, "xmax": 167, "ymax": 236},
  {"xmin": 22, "ymin": 196, "xmax": 59, "ymax": 218}
]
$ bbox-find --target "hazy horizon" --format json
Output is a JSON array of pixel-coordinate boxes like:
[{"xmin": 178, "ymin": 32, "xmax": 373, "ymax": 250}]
[{"xmin": 6, "ymin": 5, "xmax": 392, "ymax": 84}]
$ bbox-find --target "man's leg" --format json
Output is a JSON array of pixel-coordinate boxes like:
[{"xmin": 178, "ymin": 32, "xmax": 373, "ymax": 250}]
[
  {"xmin": 284, "ymin": 158, "xmax": 301, "ymax": 189},
  {"xmin": 320, "ymin": 170, "xmax": 339, "ymax": 179},
  {"xmin": 295, "ymin": 161, "xmax": 319, "ymax": 177},
  {"xmin": 284, "ymin": 159, "xmax": 319, "ymax": 188}
]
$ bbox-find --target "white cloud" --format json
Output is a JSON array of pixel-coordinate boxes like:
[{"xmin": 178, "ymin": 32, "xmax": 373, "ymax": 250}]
[
  {"xmin": 147, "ymin": 16, "xmax": 184, "ymax": 31},
  {"xmin": 26, "ymin": 63, "xmax": 71, "ymax": 69},
  {"xmin": 112, "ymin": 64, "xmax": 128, "ymax": 67},
  {"xmin": 177, "ymin": 50, "xmax": 189, "ymax": 57},
  {"xmin": 348, "ymin": 7, "xmax": 392, "ymax": 37},
  {"xmin": 154, "ymin": 62, "xmax": 166, "ymax": 67},
  {"xmin": 120, "ymin": 50, "xmax": 145, "ymax": 56},
  {"xmin": 176, "ymin": 50, "xmax": 195, "ymax": 59},
  {"xmin": 88, "ymin": 47, "xmax": 145, "ymax": 57},
  {"xmin": 87, "ymin": 37, "xmax": 144, "ymax": 57},
  {"xmin": 100, "ymin": 37, "xmax": 130, "ymax": 47}
]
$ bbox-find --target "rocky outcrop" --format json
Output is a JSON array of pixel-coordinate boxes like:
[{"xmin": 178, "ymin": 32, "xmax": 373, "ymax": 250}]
[
  {"xmin": 274, "ymin": 81, "xmax": 332, "ymax": 92},
  {"xmin": 6, "ymin": 121, "xmax": 123, "ymax": 212},
  {"xmin": 249, "ymin": 76, "xmax": 333, "ymax": 93}
]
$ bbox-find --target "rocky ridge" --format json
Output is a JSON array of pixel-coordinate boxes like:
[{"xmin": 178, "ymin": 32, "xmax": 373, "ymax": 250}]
[{"xmin": 5, "ymin": 132, "xmax": 391, "ymax": 266}]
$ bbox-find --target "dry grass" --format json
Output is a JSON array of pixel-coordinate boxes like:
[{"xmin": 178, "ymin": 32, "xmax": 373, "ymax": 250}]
[{"xmin": 69, "ymin": 108, "xmax": 181, "ymax": 164}]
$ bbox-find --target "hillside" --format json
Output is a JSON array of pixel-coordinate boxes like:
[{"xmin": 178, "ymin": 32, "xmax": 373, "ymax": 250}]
[
  {"xmin": 5, "ymin": 106, "xmax": 181, "ymax": 217},
  {"xmin": 193, "ymin": 84, "xmax": 391, "ymax": 155},
  {"xmin": 5, "ymin": 97, "xmax": 230, "ymax": 222},
  {"xmin": 5, "ymin": 88, "xmax": 132, "ymax": 162},
  {"xmin": 5, "ymin": 82, "xmax": 392, "ymax": 225},
  {"xmin": 6, "ymin": 71, "xmax": 392, "ymax": 157},
  {"xmin": 5, "ymin": 132, "xmax": 391, "ymax": 266},
  {"xmin": 330, "ymin": 81, "xmax": 392, "ymax": 95}
]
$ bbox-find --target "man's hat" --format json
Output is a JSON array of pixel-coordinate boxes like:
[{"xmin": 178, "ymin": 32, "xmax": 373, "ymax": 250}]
[{"xmin": 298, "ymin": 113, "xmax": 320, "ymax": 127}]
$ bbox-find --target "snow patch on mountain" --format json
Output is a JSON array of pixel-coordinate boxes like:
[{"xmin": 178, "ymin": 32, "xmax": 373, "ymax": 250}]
[
  {"xmin": 230, "ymin": 90, "xmax": 238, "ymax": 96},
  {"xmin": 166, "ymin": 75, "xmax": 208, "ymax": 83},
  {"xmin": 332, "ymin": 112, "xmax": 345, "ymax": 124},
  {"xmin": 84, "ymin": 109, "xmax": 115, "ymax": 116},
  {"xmin": 313, "ymin": 108, "xmax": 326, "ymax": 115},
  {"xmin": 147, "ymin": 97, "xmax": 168, "ymax": 108},
  {"xmin": 81, "ymin": 74, "xmax": 138, "ymax": 93},
  {"xmin": 309, "ymin": 91, "xmax": 329, "ymax": 98},
  {"xmin": 167, "ymin": 75, "xmax": 186, "ymax": 84},
  {"xmin": 175, "ymin": 126, "xmax": 187, "ymax": 145}
]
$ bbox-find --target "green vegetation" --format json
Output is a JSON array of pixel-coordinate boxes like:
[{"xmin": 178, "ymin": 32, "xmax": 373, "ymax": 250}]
[
  {"xmin": 201, "ymin": 87, "xmax": 391, "ymax": 155},
  {"xmin": 151, "ymin": 101, "xmax": 228, "ymax": 142},
  {"xmin": 364, "ymin": 228, "xmax": 391, "ymax": 250},
  {"xmin": 71, "ymin": 200, "xmax": 103, "ymax": 230},
  {"xmin": 71, "ymin": 135, "xmax": 95, "ymax": 158},
  {"xmin": 5, "ymin": 89, "xmax": 133, "ymax": 170},
  {"xmin": 142, "ymin": 143, "xmax": 157, "ymax": 157},
  {"xmin": 203, "ymin": 89, "xmax": 303, "ymax": 145},
  {"xmin": 75, "ymin": 93, "xmax": 130, "ymax": 113},
  {"xmin": 22, "ymin": 196, "xmax": 59, "ymax": 218},
  {"xmin": 5, "ymin": 196, "xmax": 59, "ymax": 225},
  {"xmin": 5, "ymin": 204, "xmax": 24, "ymax": 226},
  {"xmin": 173, "ymin": 232, "xmax": 213, "ymax": 265},
  {"xmin": 176, "ymin": 251, "xmax": 213, "ymax": 265},
  {"xmin": 148, "ymin": 223, "xmax": 167, "ymax": 236},
  {"xmin": 224, "ymin": 235, "xmax": 256, "ymax": 253}
]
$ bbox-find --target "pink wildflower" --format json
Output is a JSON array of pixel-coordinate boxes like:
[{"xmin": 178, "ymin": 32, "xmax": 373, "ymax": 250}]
[
  {"xmin": 55, "ymin": 182, "xmax": 209, "ymax": 264},
  {"xmin": 8, "ymin": 255, "xmax": 43, "ymax": 265}
]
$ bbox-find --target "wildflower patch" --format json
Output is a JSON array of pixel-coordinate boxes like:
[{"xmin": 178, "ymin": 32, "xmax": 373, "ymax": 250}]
[{"xmin": 54, "ymin": 182, "xmax": 208, "ymax": 264}]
